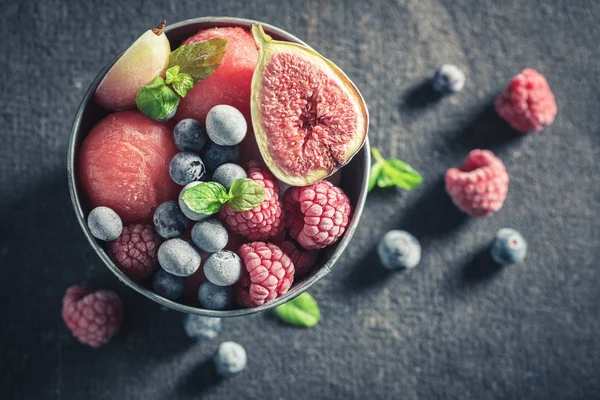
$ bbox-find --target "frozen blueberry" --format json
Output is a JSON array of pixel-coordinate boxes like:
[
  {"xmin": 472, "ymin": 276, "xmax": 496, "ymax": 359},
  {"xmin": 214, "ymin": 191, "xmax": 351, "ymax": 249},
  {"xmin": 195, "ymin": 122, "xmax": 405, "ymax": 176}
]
[
  {"xmin": 87, "ymin": 206, "xmax": 123, "ymax": 241},
  {"xmin": 158, "ymin": 239, "xmax": 201, "ymax": 277},
  {"xmin": 169, "ymin": 152, "xmax": 206, "ymax": 186},
  {"xmin": 178, "ymin": 182, "xmax": 212, "ymax": 222},
  {"xmin": 202, "ymin": 143, "xmax": 239, "ymax": 171},
  {"xmin": 214, "ymin": 341, "xmax": 247, "ymax": 377},
  {"xmin": 377, "ymin": 230, "xmax": 421, "ymax": 270},
  {"xmin": 204, "ymin": 251, "xmax": 242, "ymax": 286},
  {"xmin": 183, "ymin": 314, "xmax": 222, "ymax": 340},
  {"xmin": 490, "ymin": 228, "xmax": 527, "ymax": 265},
  {"xmin": 212, "ymin": 163, "xmax": 247, "ymax": 190},
  {"xmin": 191, "ymin": 219, "xmax": 229, "ymax": 253},
  {"xmin": 433, "ymin": 64, "xmax": 465, "ymax": 93},
  {"xmin": 153, "ymin": 200, "xmax": 189, "ymax": 239},
  {"xmin": 174, "ymin": 118, "xmax": 206, "ymax": 152},
  {"xmin": 152, "ymin": 268, "xmax": 185, "ymax": 300},
  {"xmin": 198, "ymin": 281, "xmax": 233, "ymax": 310},
  {"xmin": 206, "ymin": 105, "xmax": 247, "ymax": 146}
]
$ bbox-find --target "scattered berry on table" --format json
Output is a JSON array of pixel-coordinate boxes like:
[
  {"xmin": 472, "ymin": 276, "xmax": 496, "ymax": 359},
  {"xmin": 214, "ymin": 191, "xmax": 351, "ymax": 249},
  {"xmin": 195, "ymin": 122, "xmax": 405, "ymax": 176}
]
[
  {"xmin": 206, "ymin": 105, "xmax": 247, "ymax": 146},
  {"xmin": 433, "ymin": 64, "xmax": 465, "ymax": 93},
  {"xmin": 191, "ymin": 219, "xmax": 229, "ymax": 253},
  {"xmin": 202, "ymin": 143, "xmax": 239, "ymax": 171},
  {"xmin": 490, "ymin": 228, "xmax": 527, "ymax": 265},
  {"xmin": 284, "ymin": 180, "xmax": 352, "ymax": 250},
  {"xmin": 221, "ymin": 162, "xmax": 284, "ymax": 241},
  {"xmin": 173, "ymin": 118, "xmax": 207, "ymax": 152},
  {"xmin": 153, "ymin": 200, "xmax": 189, "ymax": 239},
  {"xmin": 152, "ymin": 268, "xmax": 185, "ymax": 300},
  {"xmin": 445, "ymin": 149, "xmax": 509, "ymax": 217},
  {"xmin": 183, "ymin": 314, "xmax": 222, "ymax": 340},
  {"xmin": 169, "ymin": 152, "xmax": 206, "ymax": 185},
  {"xmin": 214, "ymin": 341, "xmax": 247, "ymax": 377},
  {"xmin": 377, "ymin": 230, "xmax": 421, "ymax": 270},
  {"xmin": 61, "ymin": 285, "xmax": 123, "ymax": 348},
  {"xmin": 87, "ymin": 206, "xmax": 123, "ymax": 241},
  {"xmin": 204, "ymin": 250, "xmax": 242, "ymax": 286},
  {"xmin": 212, "ymin": 163, "xmax": 247, "ymax": 190},
  {"xmin": 108, "ymin": 223, "xmax": 161, "ymax": 281},
  {"xmin": 179, "ymin": 181, "xmax": 211, "ymax": 221},
  {"xmin": 234, "ymin": 241, "xmax": 294, "ymax": 308},
  {"xmin": 494, "ymin": 68, "xmax": 557, "ymax": 133},
  {"xmin": 198, "ymin": 281, "xmax": 234, "ymax": 310},
  {"xmin": 158, "ymin": 238, "xmax": 201, "ymax": 276},
  {"xmin": 280, "ymin": 240, "xmax": 318, "ymax": 276}
]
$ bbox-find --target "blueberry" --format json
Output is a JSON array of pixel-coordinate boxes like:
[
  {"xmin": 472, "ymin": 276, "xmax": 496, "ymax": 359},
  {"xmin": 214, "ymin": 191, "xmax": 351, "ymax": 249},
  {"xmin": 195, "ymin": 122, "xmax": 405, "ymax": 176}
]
[
  {"xmin": 158, "ymin": 239, "xmax": 201, "ymax": 276},
  {"xmin": 87, "ymin": 206, "xmax": 123, "ymax": 241},
  {"xmin": 377, "ymin": 230, "xmax": 421, "ymax": 270},
  {"xmin": 198, "ymin": 281, "xmax": 233, "ymax": 310},
  {"xmin": 153, "ymin": 200, "xmax": 188, "ymax": 239},
  {"xmin": 174, "ymin": 118, "xmax": 207, "ymax": 152},
  {"xmin": 212, "ymin": 163, "xmax": 247, "ymax": 190},
  {"xmin": 153, "ymin": 107, "xmax": 177, "ymax": 122},
  {"xmin": 191, "ymin": 219, "xmax": 229, "ymax": 253},
  {"xmin": 204, "ymin": 251, "xmax": 242, "ymax": 286},
  {"xmin": 179, "ymin": 182, "xmax": 212, "ymax": 221},
  {"xmin": 490, "ymin": 228, "xmax": 527, "ymax": 265},
  {"xmin": 183, "ymin": 314, "xmax": 222, "ymax": 340},
  {"xmin": 433, "ymin": 64, "xmax": 465, "ymax": 93},
  {"xmin": 214, "ymin": 341, "xmax": 247, "ymax": 377},
  {"xmin": 152, "ymin": 268, "xmax": 185, "ymax": 300},
  {"xmin": 169, "ymin": 152, "xmax": 206, "ymax": 185},
  {"xmin": 202, "ymin": 143, "xmax": 239, "ymax": 171},
  {"xmin": 206, "ymin": 105, "xmax": 247, "ymax": 146}
]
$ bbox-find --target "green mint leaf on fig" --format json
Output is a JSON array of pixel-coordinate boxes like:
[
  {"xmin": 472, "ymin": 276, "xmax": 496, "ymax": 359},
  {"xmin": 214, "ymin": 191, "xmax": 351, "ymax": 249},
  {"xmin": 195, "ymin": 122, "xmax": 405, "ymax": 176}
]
[
  {"xmin": 274, "ymin": 292, "xmax": 320, "ymax": 328},
  {"xmin": 370, "ymin": 148, "xmax": 423, "ymax": 191},
  {"xmin": 135, "ymin": 77, "xmax": 180, "ymax": 121},
  {"xmin": 181, "ymin": 181, "xmax": 229, "ymax": 215},
  {"xmin": 165, "ymin": 66, "xmax": 194, "ymax": 98},
  {"xmin": 227, "ymin": 178, "xmax": 265, "ymax": 212},
  {"xmin": 168, "ymin": 38, "xmax": 227, "ymax": 83}
]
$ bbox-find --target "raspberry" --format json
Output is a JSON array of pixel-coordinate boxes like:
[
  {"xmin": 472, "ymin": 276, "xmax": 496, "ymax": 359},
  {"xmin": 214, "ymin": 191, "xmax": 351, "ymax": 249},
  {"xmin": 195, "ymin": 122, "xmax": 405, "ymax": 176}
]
[
  {"xmin": 280, "ymin": 240, "xmax": 318, "ymax": 276},
  {"xmin": 494, "ymin": 68, "xmax": 557, "ymax": 133},
  {"xmin": 234, "ymin": 242, "xmax": 295, "ymax": 307},
  {"xmin": 108, "ymin": 224, "xmax": 162, "ymax": 281},
  {"xmin": 220, "ymin": 162, "xmax": 284, "ymax": 240},
  {"xmin": 445, "ymin": 150, "xmax": 509, "ymax": 217},
  {"xmin": 284, "ymin": 180, "xmax": 352, "ymax": 250},
  {"xmin": 61, "ymin": 285, "xmax": 123, "ymax": 347}
]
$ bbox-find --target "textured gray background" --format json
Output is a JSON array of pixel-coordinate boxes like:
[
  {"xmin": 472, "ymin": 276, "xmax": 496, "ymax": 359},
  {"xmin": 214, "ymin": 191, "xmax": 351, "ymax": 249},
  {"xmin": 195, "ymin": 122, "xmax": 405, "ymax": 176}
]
[{"xmin": 1, "ymin": 0, "xmax": 599, "ymax": 399}]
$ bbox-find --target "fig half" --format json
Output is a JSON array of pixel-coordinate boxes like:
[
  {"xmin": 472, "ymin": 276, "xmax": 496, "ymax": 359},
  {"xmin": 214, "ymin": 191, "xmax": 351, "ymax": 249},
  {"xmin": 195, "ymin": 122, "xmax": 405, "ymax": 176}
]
[{"xmin": 250, "ymin": 25, "xmax": 368, "ymax": 186}]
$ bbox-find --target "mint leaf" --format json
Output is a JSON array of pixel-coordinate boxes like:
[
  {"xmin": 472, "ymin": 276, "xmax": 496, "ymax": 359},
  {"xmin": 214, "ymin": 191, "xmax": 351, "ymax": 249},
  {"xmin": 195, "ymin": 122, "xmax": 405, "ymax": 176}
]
[
  {"xmin": 171, "ymin": 73, "xmax": 194, "ymax": 98},
  {"xmin": 368, "ymin": 161, "xmax": 384, "ymax": 192},
  {"xmin": 275, "ymin": 293, "xmax": 320, "ymax": 328},
  {"xmin": 135, "ymin": 77, "xmax": 180, "ymax": 121},
  {"xmin": 165, "ymin": 65, "xmax": 179, "ymax": 85},
  {"xmin": 227, "ymin": 179, "xmax": 265, "ymax": 211},
  {"xmin": 181, "ymin": 182, "xmax": 229, "ymax": 215},
  {"xmin": 369, "ymin": 147, "xmax": 423, "ymax": 191},
  {"xmin": 168, "ymin": 38, "xmax": 227, "ymax": 83}
]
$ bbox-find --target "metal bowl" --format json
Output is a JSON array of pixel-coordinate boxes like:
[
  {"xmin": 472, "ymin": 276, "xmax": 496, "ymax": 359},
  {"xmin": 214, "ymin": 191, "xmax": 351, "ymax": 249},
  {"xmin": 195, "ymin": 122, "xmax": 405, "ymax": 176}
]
[{"xmin": 67, "ymin": 17, "xmax": 370, "ymax": 317}]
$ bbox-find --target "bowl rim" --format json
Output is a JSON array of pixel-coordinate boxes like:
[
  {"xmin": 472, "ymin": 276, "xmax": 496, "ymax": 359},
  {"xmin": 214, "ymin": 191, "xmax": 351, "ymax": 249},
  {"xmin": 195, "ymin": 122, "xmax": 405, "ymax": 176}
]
[{"xmin": 67, "ymin": 16, "xmax": 370, "ymax": 317}]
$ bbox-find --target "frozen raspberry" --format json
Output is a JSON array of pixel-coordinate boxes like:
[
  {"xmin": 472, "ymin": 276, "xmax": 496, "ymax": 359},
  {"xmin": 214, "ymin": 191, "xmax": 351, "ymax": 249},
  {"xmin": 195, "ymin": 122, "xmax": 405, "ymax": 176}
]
[
  {"xmin": 445, "ymin": 150, "xmax": 509, "ymax": 217},
  {"xmin": 108, "ymin": 224, "xmax": 162, "ymax": 281},
  {"xmin": 494, "ymin": 68, "xmax": 557, "ymax": 133},
  {"xmin": 280, "ymin": 240, "xmax": 318, "ymax": 276},
  {"xmin": 220, "ymin": 162, "xmax": 284, "ymax": 240},
  {"xmin": 234, "ymin": 242, "xmax": 295, "ymax": 307},
  {"xmin": 284, "ymin": 180, "xmax": 352, "ymax": 250},
  {"xmin": 61, "ymin": 285, "xmax": 123, "ymax": 347}
]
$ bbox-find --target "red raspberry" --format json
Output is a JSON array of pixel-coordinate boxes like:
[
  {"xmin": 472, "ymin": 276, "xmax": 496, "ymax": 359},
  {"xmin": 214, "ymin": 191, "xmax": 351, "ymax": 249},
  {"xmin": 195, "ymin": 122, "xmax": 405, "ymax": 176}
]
[
  {"xmin": 107, "ymin": 224, "xmax": 162, "ymax": 281},
  {"xmin": 494, "ymin": 68, "xmax": 557, "ymax": 133},
  {"xmin": 280, "ymin": 240, "xmax": 318, "ymax": 276},
  {"xmin": 445, "ymin": 150, "xmax": 509, "ymax": 218},
  {"xmin": 234, "ymin": 242, "xmax": 295, "ymax": 307},
  {"xmin": 284, "ymin": 180, "xmax": 352, "ymax": 250},
  {"xmin": 220, "ymin": 162, "xmax": 284, "ymax": 240},
  {"xmin": 61, "ymin": 285, "xmax": 123, "ymax": 347}
]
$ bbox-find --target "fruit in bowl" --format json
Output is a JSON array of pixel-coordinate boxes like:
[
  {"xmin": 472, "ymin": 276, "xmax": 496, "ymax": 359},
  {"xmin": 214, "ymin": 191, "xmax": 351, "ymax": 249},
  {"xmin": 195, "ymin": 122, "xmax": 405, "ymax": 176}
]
[{"xmin": 68, "ymin": 18, "xmax": 369, "ymax": 316}]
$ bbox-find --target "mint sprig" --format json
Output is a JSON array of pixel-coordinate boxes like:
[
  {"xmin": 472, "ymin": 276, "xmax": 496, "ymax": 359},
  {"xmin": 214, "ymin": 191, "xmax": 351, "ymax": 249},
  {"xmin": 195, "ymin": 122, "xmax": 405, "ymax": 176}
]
[
  {"xmin": 165, "ymin": 66, "xmax": 194, "ymax": 97},
  {"xmin": 135, "ymin": 77, "xmax": 180, "ymax": 121},
  {"xmin": 181, "ymin": 178, "xmax": 265, "ymax": 215},
  {"xmin": 275, "ymin": 293, "xmax": 320, "ymax": 328},
  {"xmin": 168, "ymin": 38, "xmax": 227, "ymax": 83},
  {"xmin": 369, "ymin": 148, "xmax": 423, "ymax": 192},
  {"xmin": 228, "ymin": 179, "xmax": 265, "ymax": 212}
]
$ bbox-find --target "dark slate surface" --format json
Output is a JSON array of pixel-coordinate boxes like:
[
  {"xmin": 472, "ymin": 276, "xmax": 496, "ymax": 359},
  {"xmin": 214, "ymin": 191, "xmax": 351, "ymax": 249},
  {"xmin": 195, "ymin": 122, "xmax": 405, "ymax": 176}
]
[{"xmin": 1, "ymin": 0, "xmax": 599, "ymax": 399}]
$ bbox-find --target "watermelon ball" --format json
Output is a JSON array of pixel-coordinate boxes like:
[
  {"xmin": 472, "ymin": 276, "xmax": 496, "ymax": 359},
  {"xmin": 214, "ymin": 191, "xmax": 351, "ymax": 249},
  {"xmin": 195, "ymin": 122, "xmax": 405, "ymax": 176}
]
[
  {"xmin": 202, "ymin": 143, "xmax": 239, "ymax": 171},
  {"xmin": 173, "ymin": 118, "xmax": 206, "ymax": 152},
  {"xmin": 87, "ymin": 206, "xmax": 123, "ymax": 241},
  {"xmin": 169, "ymin": 152, "xmax": 206, "ymax": 186},
  {"xmin": 206, "ymin": 105, "xmax": 247, "ymax": 146},
  {"xmin": 213, "ymin": 163, "xmax": 247, "ymax": 190},
  {"xmin": 179, "ymin": 181, "xmax": 211, "ymax": 221},
  {"xmin": 153, "ymin": 200, "xmax": 189, "ymax": 239}
]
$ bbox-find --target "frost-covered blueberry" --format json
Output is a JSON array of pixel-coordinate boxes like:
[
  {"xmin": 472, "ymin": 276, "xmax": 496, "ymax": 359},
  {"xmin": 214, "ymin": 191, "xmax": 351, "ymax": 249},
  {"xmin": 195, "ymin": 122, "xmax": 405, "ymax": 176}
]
[
  {"xmin": 152, "ymin": 268, "xmax": 185, "ymax": 300},
  {"xmin": 212, "ymin": 163, "xmax": 247, "ymax": 190},
  {"xmin": 206, "ymin": 105, "xmax": 247, "ymax": 146},
  {"xmin": 377, "ymin": 230, "xmax": 421, "ymax": 270},
  {"xmin": 87, "ymin": 206, "xmax": 123, "ymax": 241},
  {"xmin": 153, "ymin": 200, "xmax": 188, "ymax": 239},
  {"xmin": 191, "ymin": 219, "xmax": 229, "ymax": 253},
  {"xmin": 178, "ymin": 182, "xmax": 212, "ymax": 222},
  {"xmin": 433, "ymin": 64, "xmax": 465, "ymax": 93},
  {"xmin": 198, "ymin": 281, "xmax": 233, "ymax": 310},
  {"xmin": 183, "ymin": 314, "xmax": 221, "ymax": 340},
  {"xmin": 214, "ymin": 341, "xmax": 247, "ymax": 377},
  {"xmin": 490, "ymin": 228, "xmax": 527, "ymax": 265},
  {"xmin": 173, "ymin": 118, "xmax": 206, "ymax": 152},
  {"xmin": 157, "ymin": 239, "xmax": 201, "ymax": 276},
  {"xmin": 202, "ymin": 143, "xmax": 239, "ymax": 171},
  {"xmin": 169, "ymin": 152, "xmax": 205, "ymax": 186},
  {"xmin": 204, "ymin": 251, "xmax": 242, "ymax": 286}
]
